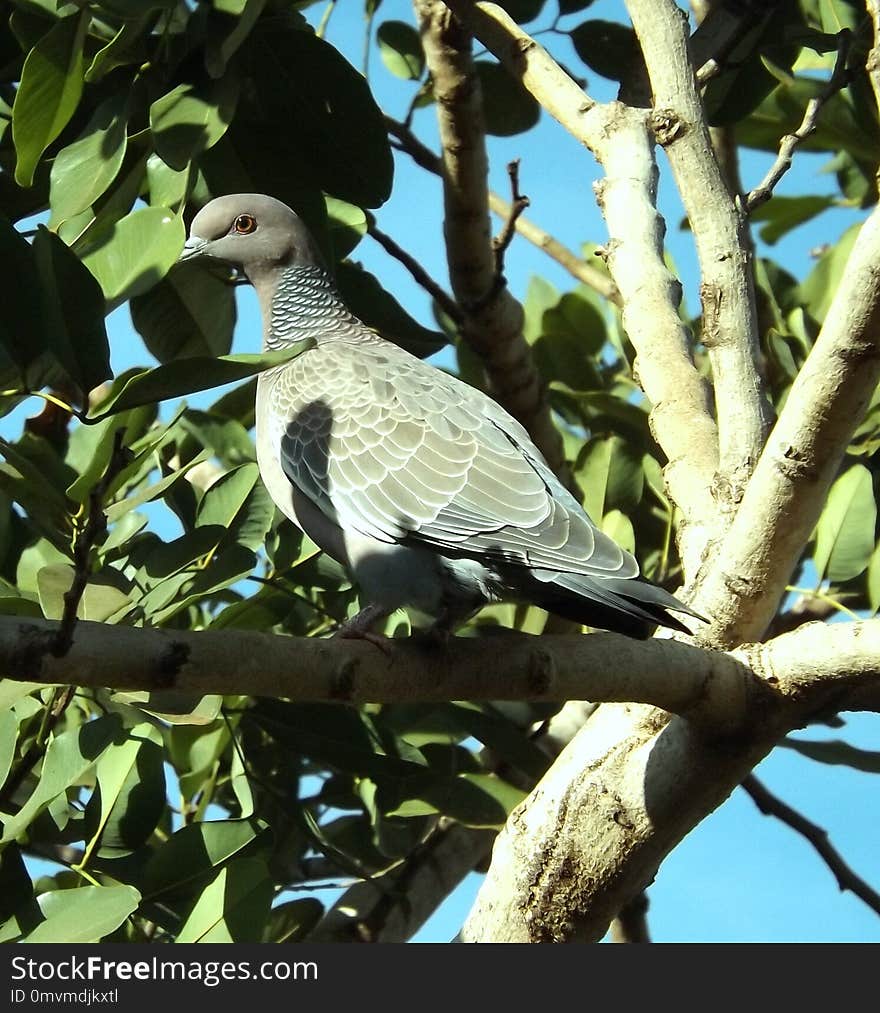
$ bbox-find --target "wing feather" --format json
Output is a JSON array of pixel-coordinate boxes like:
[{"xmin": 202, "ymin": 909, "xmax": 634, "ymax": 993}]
[{"xmin": 275, "ymin": 341, "xmax": 639, "ymax": 580}]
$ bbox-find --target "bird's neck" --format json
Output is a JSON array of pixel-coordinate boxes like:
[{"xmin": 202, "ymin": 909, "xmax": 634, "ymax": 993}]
[{"xmin": 260, "ymin": 264, "xmax": 367, "ymax": 351}]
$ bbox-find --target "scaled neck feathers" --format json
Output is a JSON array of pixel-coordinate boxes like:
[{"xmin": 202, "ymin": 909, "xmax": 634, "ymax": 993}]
[{"xmin": 265, "ymin": 265, "xmax": 373, "ymax": 350}]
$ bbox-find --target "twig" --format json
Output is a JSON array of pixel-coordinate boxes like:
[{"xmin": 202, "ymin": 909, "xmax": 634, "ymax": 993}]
[
  {"xmin": 53, "ymin": 429, "xmax": 128, "ymax": 657},
  {"xmin": 491, "ymin": 159, "xmax": 530, "ymax": 279},
  {"xmin": 387, "ymin": 115, "xmax": 621, "ymax": 303},
  {"xmin": 744, "ymin": 30, "xmax": 851, "ymax": 213},
  {"xmin": 366, "ymin": 219, "xmax": 464, "ymax": 325},
  {"xmin": 741, "ymin": 773, "xmax": 880, "ymax": 918}
]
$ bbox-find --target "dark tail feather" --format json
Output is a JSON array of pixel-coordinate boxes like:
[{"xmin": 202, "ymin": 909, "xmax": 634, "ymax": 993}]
[{"xmin": 522, "ymin": 572, "xmax": 704, "ymax": 638}]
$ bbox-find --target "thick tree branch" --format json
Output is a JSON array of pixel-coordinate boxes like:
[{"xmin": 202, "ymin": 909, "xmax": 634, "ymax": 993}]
[
  {"xmin": 5, "ymin": 613, "xmax": 880, "ymax": 944},
  {"xmin": 414, "ymin": 0, "xmax": 569, "ymax": 483},
  {"xmin": 626, "ymin": 0, "xmax": 771, "ymax": 509},
  {"xmin": 308, "ymin": 822, "xmax": 494, "ymax": 942},
  {"xmin": 4, "ymin": 617, "xmax": 880, "ymax": 716},
  {"xmin": 694, "ymin": 205, "xmax": 880, "ymax": 648},
  {"xmin": 609, "ymin": 891, "xmax": 651, "ymax": 943},
  {"xmin": 458, "ymin": 619, "xmax": 880, "ymax": 942},
  {"xmin": 440, "ymin": 1, "xmax": 719, "ymax": 576}
]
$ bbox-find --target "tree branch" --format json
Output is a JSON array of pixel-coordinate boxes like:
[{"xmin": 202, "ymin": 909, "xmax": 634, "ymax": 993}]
[
  {"xmin": 5, "ymin": 613, "xmax": 880, "ymax": 944},
  {"xmin": 744, "ymin": 30, "xmax": 852, "ymax": 214},
  {"xmin": 694, "ymin": 203, "xmax": 880, "ymax": 648},
  {"xmin": 308, "ymin": 822, "xmax": 494, "ymax": 942},
  {"xmin": 414, "ymin": 0, "xmax": 570, "ymax": 483},
  {"xmin": 366, "ymin": 218, "xmax": 464, "ymax": 325},
  {"xmin": 609, "ymin": 891, "xmax": 652, "ymax": 943},
  {"xmin": 440, "ymin": 1, "xmax": 720, "ymax": 577},
  {"xmin": 458, "ymin": 619, "xmax": 880, "ymax": 942},
  {"xmin": 4, "ymin": 615, "xmax": 880, "ymax": 725},
  {"xmin": 626, "ymin": 0, "xmax": 771, "ymax": 511},
  {"xmin": 867, "ymin": 0, "xmax": 880, "ymax": 114},
  {"xmin": 741, "ymin": 774, "xmax": 880, "ymax": 918},
  {"xmin": 386, "ymin": 115, "xmax": 621, "ymax": 303}
]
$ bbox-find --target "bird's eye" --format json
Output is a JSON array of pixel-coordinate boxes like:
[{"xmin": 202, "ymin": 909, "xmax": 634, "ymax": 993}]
[{"xmin": 233, "ymin": 214, "xmax": 257, "ymax": 235}]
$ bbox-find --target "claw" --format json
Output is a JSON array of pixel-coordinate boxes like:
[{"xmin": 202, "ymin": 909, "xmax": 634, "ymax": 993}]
[{"xmin": 333, "ymin": 603, "xmax": 393, "ymax": 655}]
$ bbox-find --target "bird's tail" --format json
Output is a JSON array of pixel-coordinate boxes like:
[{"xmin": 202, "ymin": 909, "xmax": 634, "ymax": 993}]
[{"xmin": 522, "ymin": 571, "xmax": 704, "ymax": 639}]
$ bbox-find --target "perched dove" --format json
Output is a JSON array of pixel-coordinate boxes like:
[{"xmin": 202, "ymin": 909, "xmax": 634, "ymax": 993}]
[{"xmin": 180, "ymin": 194, "xmax": 700, "ymax": 639}]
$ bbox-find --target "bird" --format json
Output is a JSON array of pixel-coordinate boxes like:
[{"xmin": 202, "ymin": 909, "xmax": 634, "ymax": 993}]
[{"xmin": 179, "ymin": 193, "xmax": 702, "ymax": 641}]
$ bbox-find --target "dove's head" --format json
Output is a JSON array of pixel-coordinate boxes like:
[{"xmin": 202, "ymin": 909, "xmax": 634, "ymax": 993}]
[{"xmin": 179, "ymin": 194, "xmax": 325, "ymax": 282}]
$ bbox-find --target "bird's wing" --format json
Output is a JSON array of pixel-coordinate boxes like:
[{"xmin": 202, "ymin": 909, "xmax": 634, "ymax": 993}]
[{"xmin": 271, "ymin": 342, "xmax": 638, "ymax": 580}]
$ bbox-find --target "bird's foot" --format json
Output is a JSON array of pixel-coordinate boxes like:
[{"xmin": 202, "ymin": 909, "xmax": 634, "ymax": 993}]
[{"xmin": 334, "ymin": 605, "xmax": 393, "ymax": 656}]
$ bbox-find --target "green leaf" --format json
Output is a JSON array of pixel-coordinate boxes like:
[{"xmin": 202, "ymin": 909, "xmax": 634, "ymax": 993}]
[
  {"xmin": 574, "ymin": 435, "xmax": 643, "ymax": 521},
  {"xmin": 146, "ymin": 153, "xmax": 191, "ymax": 209},
  {"xmin": 559, "ymin": 0, "xmax": 595, "ymax": 12},
  {"xmin": 264, "ymin": 898, "xmax": 323, "ymax": 943},
  {"xmin": 0, "ymin": 846, "xmax": 34, "ymax": 925},
  {"xmin": 196, "ymin": 463, "xmax": 258, "ymax": 529},
  {"xmin": 376, "ymin": 20, "xmax": 424, "ymax": 80},
  {"xmin": 533, "ymin": 291, "xmax": 605, "ymax": 389},
  {"xmin": 177, "ymin": 857, "xmax": 272, "ymax": 942},
  {"xmin": 91, "ymin": 342, "xmax": 312, "ymax": 419},
  {"xmin": 23, "ymin": 885, "xmax": 140, "ymax": 943},
  {"xmin": 142, "ymin": 818, "xmax": 268, "ymax": 899},
  {"xmin": 523, "ymin": 275, "xmax": 561, "ymax": 343},
  {"xmin": 49, "ymin": 93, "xmax": 129, "ymax": 226},
  {"xmin": 236, "ymin": 23, "xmax": 393, "ymax": 207},
  {"xmin": 84, "ymin": 722, "xmax": 165, "ymax": 858},
  {"xmin": 496, "ymin": 0, "xmax": 545, "ymax": 21},
  {"xmin": 130, "ymin": 261, "xmax": 236, "ymax": 362},
  {"xmin": 180, "ymin": 410, "xmax": 255, "ymax": 467},
  {"xmin": 1, "ymin": 714, "xmax": 122, "ymax": 844},
  {"xmin": 813, "ymin": 464, "xmax": 877, "ymax": 583},
  {"xmin": 0, "ymin": 217, "xmax": 47, "ymax": 382},
  {"xmin": 739, "ymin": 75, "xmax": 880, "ymax": 163},
  {"xmin": 326, "ymin": 197, "xmax": 367, "ymax": 260},
  {"xmin": 0, "ymin": 709, "xmax": 19, "ymax": 791},
  {"xmin": 31, "ymin": 226, "xmax": 111, "ymax": 394},
  {"xmin": 82, "ymin": 206, "xmax": 185, "ymax": 305},
  {"xmin": 751, "ymin": 195, "xmax": 835, "ymax": 245},
  {"xmin": 65, "ymin": 415, "xmax": 129, "ymax": 504},
  {"xmin": 868, "ymin": 542, "xmax": 880, "ymax": 614},
  {"xmin": 475, "ymin": 61, "xmax": 540, "ymax": 136},
  {"xmin": 150, "ymin": 76, "xmax": 239, "ymax": 171},
  {"xmin": 104, "ymin": 451, "xmax": 210, "ymax": 524},
  {"xmin": 253, "ymin": 701, "xmax": 429, "ymax": 780},
  {"xmin": 205, "ymin": 0, "xmax": 267, "ymax": 78},
  {"xmin": 36, "ymin": 564, "xmax": 132, "ymax": 622},
  {"xmin": 385, "ymin": 772, "xmax": 525, "ymax": 828},
  {"xmin": 781, "ymin": 737, "xmax": 880, "ymax": 773},
  {"xmin": 85, "ymin": 16, "xmax": 153, "ymax": 83},
  {"xmin": 335, "ymin": 262, "xmax": 446, "ymax": 359},
  {"xmin": 601, "ymin": 509, "xmax": 635, "ymax": 555},
  {"xmin": 570, "ymin": 20, "xmax": 639, "ymax": 82},
  {"xmin": 12, "ymin": 12, "xmax": 88, "ymax": 187},
  {"xmin": 798, "ymin": 222, "xmax": 861, "ymax": 323}
]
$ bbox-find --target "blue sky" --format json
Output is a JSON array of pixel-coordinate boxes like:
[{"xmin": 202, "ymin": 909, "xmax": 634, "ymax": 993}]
[{"xmin": 8, "ymin": 0, "xmax": 879, "ymax": 943}]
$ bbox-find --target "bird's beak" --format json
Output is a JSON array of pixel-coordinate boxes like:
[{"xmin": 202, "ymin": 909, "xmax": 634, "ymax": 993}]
[{"xmin": 178, "ymin": 236, "xmax": 210, "ymax": 262}]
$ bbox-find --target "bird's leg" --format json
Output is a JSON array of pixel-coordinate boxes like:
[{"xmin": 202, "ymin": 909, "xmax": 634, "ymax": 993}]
[
  {"xmin": 334, "ymin": 603, "xmax": 393, "ymax": 653},
  {"xmin": 417, "ymin": 600, "xmax": 481, "ymax": 650}
]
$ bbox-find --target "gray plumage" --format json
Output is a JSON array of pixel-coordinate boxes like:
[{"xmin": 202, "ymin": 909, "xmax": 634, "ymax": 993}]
[{"xmin": 180, "ymin": 194, "xmax": 700, "ymax": 639}]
